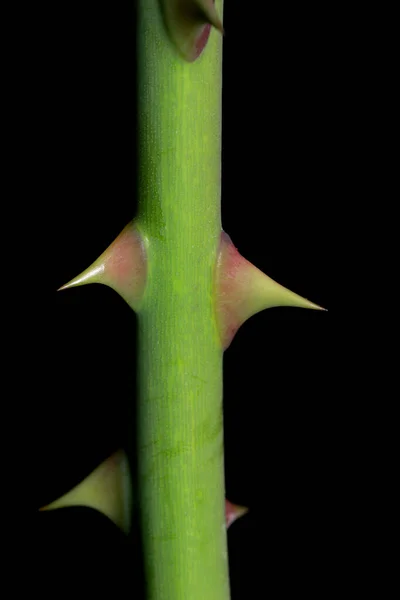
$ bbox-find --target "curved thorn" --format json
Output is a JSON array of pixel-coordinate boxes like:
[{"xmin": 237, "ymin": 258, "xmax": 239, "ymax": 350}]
[
  {"xmin": 58, "ymin": 220, "xmax": 148, "ymax": 312},
  {"xmin": 225, "ymin": 499, "xmax": 249, "ymax": 529},
  {"xmin": 159, "ymin": 0, "xmax": 224, "ymax": 62},
  {"xmin": 39, "ymin": 449, "xmax": 132, "ymax": 534},
  {"xmin": 216, "ymin": 231, "xmax": 326, "ymax": 349}
]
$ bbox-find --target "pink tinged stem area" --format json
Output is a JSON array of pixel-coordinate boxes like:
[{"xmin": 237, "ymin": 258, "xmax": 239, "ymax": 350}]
[
  {"xmin": 225, "ymin": 499, "xmax": 248, "ymax": 529},
  {"xmin": 215, "ymin": 231, "xmax": 326, "ymax": 350},
  {"xmin": 160, "ymin": 0, "xmax": 224, "ymax": 62},
  {"xmin": 58, "ymin": 221, "xmax": 147, "ymax": 312}
]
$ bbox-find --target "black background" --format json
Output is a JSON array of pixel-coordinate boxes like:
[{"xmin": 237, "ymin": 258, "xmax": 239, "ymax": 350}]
[{"xmin": 13, "ymin": 1, "xmax": 336, "ymax": 597}]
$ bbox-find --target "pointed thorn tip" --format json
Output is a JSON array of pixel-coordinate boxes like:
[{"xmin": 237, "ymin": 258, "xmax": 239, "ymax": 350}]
[
  {"xmin": 56, "ymin": 279, "xmax": 81, "ymax": 292},
  {"xmin": 312, "ymin": 302, "xmax": 328, "ymax": 312}
]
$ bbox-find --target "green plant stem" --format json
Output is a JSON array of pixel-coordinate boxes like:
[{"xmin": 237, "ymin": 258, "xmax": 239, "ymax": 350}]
[{"xmin": 135, "ymin": 1, "xmax": 229, "ymax": 598}]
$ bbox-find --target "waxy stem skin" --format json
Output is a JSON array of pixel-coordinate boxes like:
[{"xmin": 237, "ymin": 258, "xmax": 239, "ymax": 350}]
[{"xmin": 135, "ymin": 1, "xmax": 228, "ymax": 598}]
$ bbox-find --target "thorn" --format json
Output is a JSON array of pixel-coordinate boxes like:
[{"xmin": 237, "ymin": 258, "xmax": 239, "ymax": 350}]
[
  {"xmin": 39, "ymin": 450, "xmax": 132, "ymax": 534},
  {"xmin": 57, "ymin": 265, "xmax": 105, "ymax": 292},
  {"xmin": 216, "ymin": 231, "xmax": 327, "ymax": 349},
  {"xmin": 225, "ymin": 499, "xmax": 249, "ymax": 529},
  {"xmin": 196, "ymin": 0, "xmax": 224, "ymax": 35},
  {"xmin": 57, "ymin": 221, "xmax": 147, "ymax": 312},
  {"xmin": 160, "ymin": 0, "xmax": 224, "ymax": 62}
]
